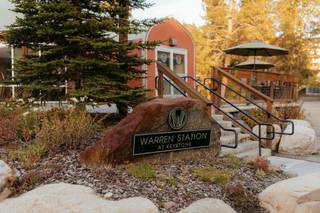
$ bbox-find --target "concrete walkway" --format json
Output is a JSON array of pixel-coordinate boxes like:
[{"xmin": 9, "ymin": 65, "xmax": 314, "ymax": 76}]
[
  {"xmin": 303, "ymin": 101, "xmax": 320, "ymax": 136},
  {"xmin": 268, "ymin": 101, "xmax": 320, "ymax": 176},
  {"xmin": 269, "ymin": 156, "xmax": 320, "ymax": 176}
]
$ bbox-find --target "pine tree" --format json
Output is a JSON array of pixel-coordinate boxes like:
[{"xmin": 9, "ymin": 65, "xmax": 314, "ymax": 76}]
[
  {"xmin": 273, "ymin": 0, "xmax": 320, "ymax": 84},
  {"xmin": 6, "ymin": 0, "xmax": 158, "ymax": 114},
  {"xmin": 238, "ymin": 0, "xmax": 275, "ymax": 43}
]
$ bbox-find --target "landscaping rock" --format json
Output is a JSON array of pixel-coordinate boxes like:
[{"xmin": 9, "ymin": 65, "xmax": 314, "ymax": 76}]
[
  {"xmin": 80, "ymin": 97, "xmax": 221, "ymax": 165},
  {"xmin": 0, "ymin": 160, "xmax": 16, "ymax": 201},
  {"xmin": 289, "ymin": 119, "xmax": 312, "ymax": 128},
  {"xmin": 259, "ymin": 172, "xmax": 320, "ymax": 213},
  {"xmin": 279, "ymin": 121, "xmax": 318, "ymax": 155},
  {"xmin": 0, "ymin": 183, "xmax": 159, "ymax": 213},
  {"xmin": 252, "ymin": 124, "xmax": 281, "ymax": 151},
  {"xmin": 179, "ymin": 198, "xmax": 236, "ymax": 213}
]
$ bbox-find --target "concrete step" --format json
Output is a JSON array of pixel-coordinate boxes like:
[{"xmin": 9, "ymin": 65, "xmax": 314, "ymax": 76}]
[
  {"xmin": 220, "ymin": 133, "xmax": 250, "ymax": 145},
  {"xmin": 236, "ymin": 148, "xmax": 272, "ymax": 158},
  {"xmin": 221, "ymin": 140, "xmax": 259, "ymax": 155},
  {"xmin": 217, "ymin": 120, "xmax": 233, "ymax": 129},
  {"xmin": 221, "ymin": 127, "xmax": 242, "ymax": 136},
  {"xmin": 212, "ymin": 114, "xmax": 224, "ymax": 122}
]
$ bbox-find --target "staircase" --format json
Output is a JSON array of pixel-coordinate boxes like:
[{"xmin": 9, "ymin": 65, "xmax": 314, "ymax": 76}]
[
  {"xmin": 212, "ymin": 112, "xmax": 272, "ymax": 158},
  {"xmin": 156, "ymin": 62, "xmax": 294, "ymax": 159}
]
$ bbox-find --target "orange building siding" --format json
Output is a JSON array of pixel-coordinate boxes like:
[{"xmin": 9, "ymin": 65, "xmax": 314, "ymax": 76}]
[{"xmin": 129, "ymin": 18, "xmax": 195, "ymax": 97}]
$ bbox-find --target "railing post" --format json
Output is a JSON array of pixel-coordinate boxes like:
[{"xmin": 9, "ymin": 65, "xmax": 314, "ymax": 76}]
[
  {"xmin": 216, "ymin": 70, "xmax": 222, "ymax": 108},
  {"xmin": 158, "ymin": 69, "xmax": 164, "ymax": 98},
  {"xmin": 266, "ymin": 100, "xmax": 273, "ymax": 149},
  {"xmin": 270, "ymin": 81, "xmax": 275, "ymax": 99}
]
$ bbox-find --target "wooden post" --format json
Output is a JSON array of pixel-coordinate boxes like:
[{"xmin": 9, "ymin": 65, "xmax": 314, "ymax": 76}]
[
  {"xmin": 216, "ymin": 71, "xmax": 222, "ymax": 108},
  {"xmin": 266, "ymin": 100, "xmax": 273, "ymax": 149},
  {"xmin": 270, "ymin": 81, "xmax": 275, "ymax": 99},
  {"xmin": 158, "ymin": 70, "xmax": 164, "ymax": 98}
]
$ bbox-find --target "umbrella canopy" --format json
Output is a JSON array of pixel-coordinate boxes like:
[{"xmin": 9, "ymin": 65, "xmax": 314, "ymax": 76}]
[
  {"xmin": 234, "ymin": 59, "xmax": 274, "ymax": 70},
  {"xmin": 224, "ymin": 40, "xmax": 288, "ymax": 56}
]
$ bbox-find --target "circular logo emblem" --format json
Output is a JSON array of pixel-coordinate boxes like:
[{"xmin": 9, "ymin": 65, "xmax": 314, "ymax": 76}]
[{"xmin": 168, "ymin": 108, "xmax": 187, "ymax": 130}]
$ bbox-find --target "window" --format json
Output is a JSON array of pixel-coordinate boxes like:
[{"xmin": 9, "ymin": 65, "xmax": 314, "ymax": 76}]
[{"xmin": 156, "ymin": 45, "xmax": 188, "ymax": 96}]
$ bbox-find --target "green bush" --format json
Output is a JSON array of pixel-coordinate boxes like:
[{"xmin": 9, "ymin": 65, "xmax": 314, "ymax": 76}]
[{"xmin": 128, "ymin": 162, "xmax": 156, "ymax": 181}]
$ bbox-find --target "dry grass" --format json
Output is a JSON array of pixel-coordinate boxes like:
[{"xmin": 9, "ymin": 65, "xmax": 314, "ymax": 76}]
[
  {"xmin": 127, "ymin": 162, "xmax": 156, "ymax": 181},
  {"xmin": 0, "ymin": 108, "xmax": 17, "ymax": 145},
  {"xmin": 193, "ymin": 167, "xmax": 233, "ymax": 185},
  {"xmin": 35, "ymin": 110, "xmax": 98, "ymax": 151},
  {"xmin": 253, "ymin": 156, "xmax": 270, "ymax": 174},
  {"xmin": 12, "ymin": 142, "xmax": 47, "ymax": 169}
]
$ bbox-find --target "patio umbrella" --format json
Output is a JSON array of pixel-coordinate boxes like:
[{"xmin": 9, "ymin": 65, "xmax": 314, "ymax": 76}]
[
  {"xmin": 223, "ymin": 40, "xmax": 288, "ymax": 70},
  {"xmin": 234, "ymin": 59, "xmax": 274, "ymax": 70}
]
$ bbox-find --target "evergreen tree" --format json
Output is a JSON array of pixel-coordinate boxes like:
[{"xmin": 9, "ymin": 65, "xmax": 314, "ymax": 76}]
[
  {"xmin": 6, "ymin": 0, "xmax": 158, "ymax": 114},
  {"xmin": 238, "ymin": 0, "xmax": 275, "ymax": 42},
  {"xmin": 273, "ymin": 0, "xmax": 320, "ymax": 84}
]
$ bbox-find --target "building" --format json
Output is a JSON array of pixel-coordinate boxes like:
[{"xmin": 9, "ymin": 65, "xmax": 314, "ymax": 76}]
[
  {"xmin": 0, "ymin": 18, "xmax": 196, "ymax": 100},
  {"xmin": 129, "ymin": 18, "xmax": 196, "ymax": 97}
]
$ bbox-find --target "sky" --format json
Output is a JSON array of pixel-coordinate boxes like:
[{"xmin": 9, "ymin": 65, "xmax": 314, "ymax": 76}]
[{"xmin": 0, "ymin": 0, "xmax": 205, "ymax": 30}]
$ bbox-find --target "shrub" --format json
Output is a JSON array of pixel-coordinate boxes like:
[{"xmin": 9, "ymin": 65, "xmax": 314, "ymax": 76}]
[
  {"xmin": 253, "ymin": 156, "xmax": 270, "ymax": 174},
  {"xmin": 193, "ymin": 167, "xmax": 232, "ymax": 185},
  {"xmin": 16, "ymin": 112, "xmax": 41, "ymax": 142},
  {"xmin": 128, "ymin": 162, "xmax": 156, "ymax": 181},
  {"xmin": 276, "ymin": 105, "xmax": 305, "ymax": 120},
  {"xmin": 12, "ymin": 142, "xmax": 46, "ymax": 169},
  {"xmin": 225, "ymin": 183, "xmax": 254, "ymax": 208},
  {"xmin": 0, "ymin": 108, "xmax": 17, "ymax": 145},
  {"xmin": 35, "ymin": 110, "xmax": 97, "ymax": 152},
  {"xmin": 238, "ymin": 108, "xmax": 279, "ymax": 128}
]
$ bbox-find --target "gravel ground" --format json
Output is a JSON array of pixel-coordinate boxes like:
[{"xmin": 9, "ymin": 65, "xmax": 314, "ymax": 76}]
[{"xmin": 2, "ymin": 137, "xmax": 287, "ymax": 213}]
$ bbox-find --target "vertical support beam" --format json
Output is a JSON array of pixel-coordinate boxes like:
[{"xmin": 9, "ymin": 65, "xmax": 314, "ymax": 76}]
[
  {"xmin": 270, "ymin": 81, "xmax": 275, "ymax": 99},
  {"xmin": 216, "ymin": 70, "xmax": 222, "ymax": 108},
  {"xmin": 209, "ymin": 67, "xmax": 216, "ymax": 103},
  {"xmin": 266, "ymin": 100, "xmax": 273, "ymax": 149},
  {"xmin": 158, "ymin": 70, "xmax": 164, "ymax": 98},
  {"xmin": 10, "ymin": 45, "xmax": 15, "ymax": 100}
]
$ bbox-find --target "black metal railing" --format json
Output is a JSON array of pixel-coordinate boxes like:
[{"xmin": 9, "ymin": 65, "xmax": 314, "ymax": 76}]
[
  {"xmin": 204, "ymin": 77, "xmax": 294, "ymax": 136},
  {"xmin": 155, "ymin": 76, "xmax": 239, "ymax": 149},
  {"xmin": 156, "ymin": 75, "xmax": 278, "ymax": 155}
]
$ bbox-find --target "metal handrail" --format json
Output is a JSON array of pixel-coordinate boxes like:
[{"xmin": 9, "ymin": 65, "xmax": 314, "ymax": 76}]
[
  {"xmin": 156, "ymin": 62, "xmax": 277, "ymax": 155},
  {"xmin": 155, "ymin": 75, "xmax": 239, "ymax": 149},
  {"xmin": 181, "ymin": 76, "xmax": 275, "ymax": 138},
  {"xmin": 204, "ymin": 77, "xmax": 294, "ymax": 136}
]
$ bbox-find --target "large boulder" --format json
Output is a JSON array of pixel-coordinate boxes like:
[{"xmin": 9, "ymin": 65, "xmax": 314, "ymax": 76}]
[
  {"xmin": 0, "ymin": 183, "xmax": 159, "ymax": 213},
  {"xmin": 0, "ymin": 160, "xmax": 16, "ymax": 201},
  {"xmin": 179, "ymin": 198, "xmax": 236, "ymax": 213},
  {"xmin": 252, "ymin": 124, "xmax": 282, "ymax": 151},
  {"xmin": 289, "ymin": 119, "xmax": 312, "ymax": 128},
  {"xmin": 279, "ymin": 120, "xmax": 318, "ymax": 155},
  {"xmin": 80, "ymin": 98, "xmax": 221, "ymax": 165},
  {"xmin": 259, "ymin": 172, "xmax": 320, "ymax": 213}
]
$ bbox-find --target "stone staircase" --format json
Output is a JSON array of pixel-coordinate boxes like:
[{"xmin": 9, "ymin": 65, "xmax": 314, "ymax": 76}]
[{"xmin": 212, "ymin": 113, "xmax": 272, "ymax": 158}]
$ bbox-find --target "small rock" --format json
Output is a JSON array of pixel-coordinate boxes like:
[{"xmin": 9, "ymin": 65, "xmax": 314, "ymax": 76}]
[
  {"xmin": 163, "ymin": 201, "xmax": 176, "ymax": 209},
  {"xmin": 104, "ymin": 192, "xmax": 113, "ymax": 199},
  {"xmin": 179, "ymin": 198, "xmax": 236, "ymax": 213}
]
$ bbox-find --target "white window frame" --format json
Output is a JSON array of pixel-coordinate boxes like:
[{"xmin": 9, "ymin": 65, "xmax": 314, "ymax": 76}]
[{"xmin": 155, "ymin": 45, "xmax": 188, "ymax": 96}]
